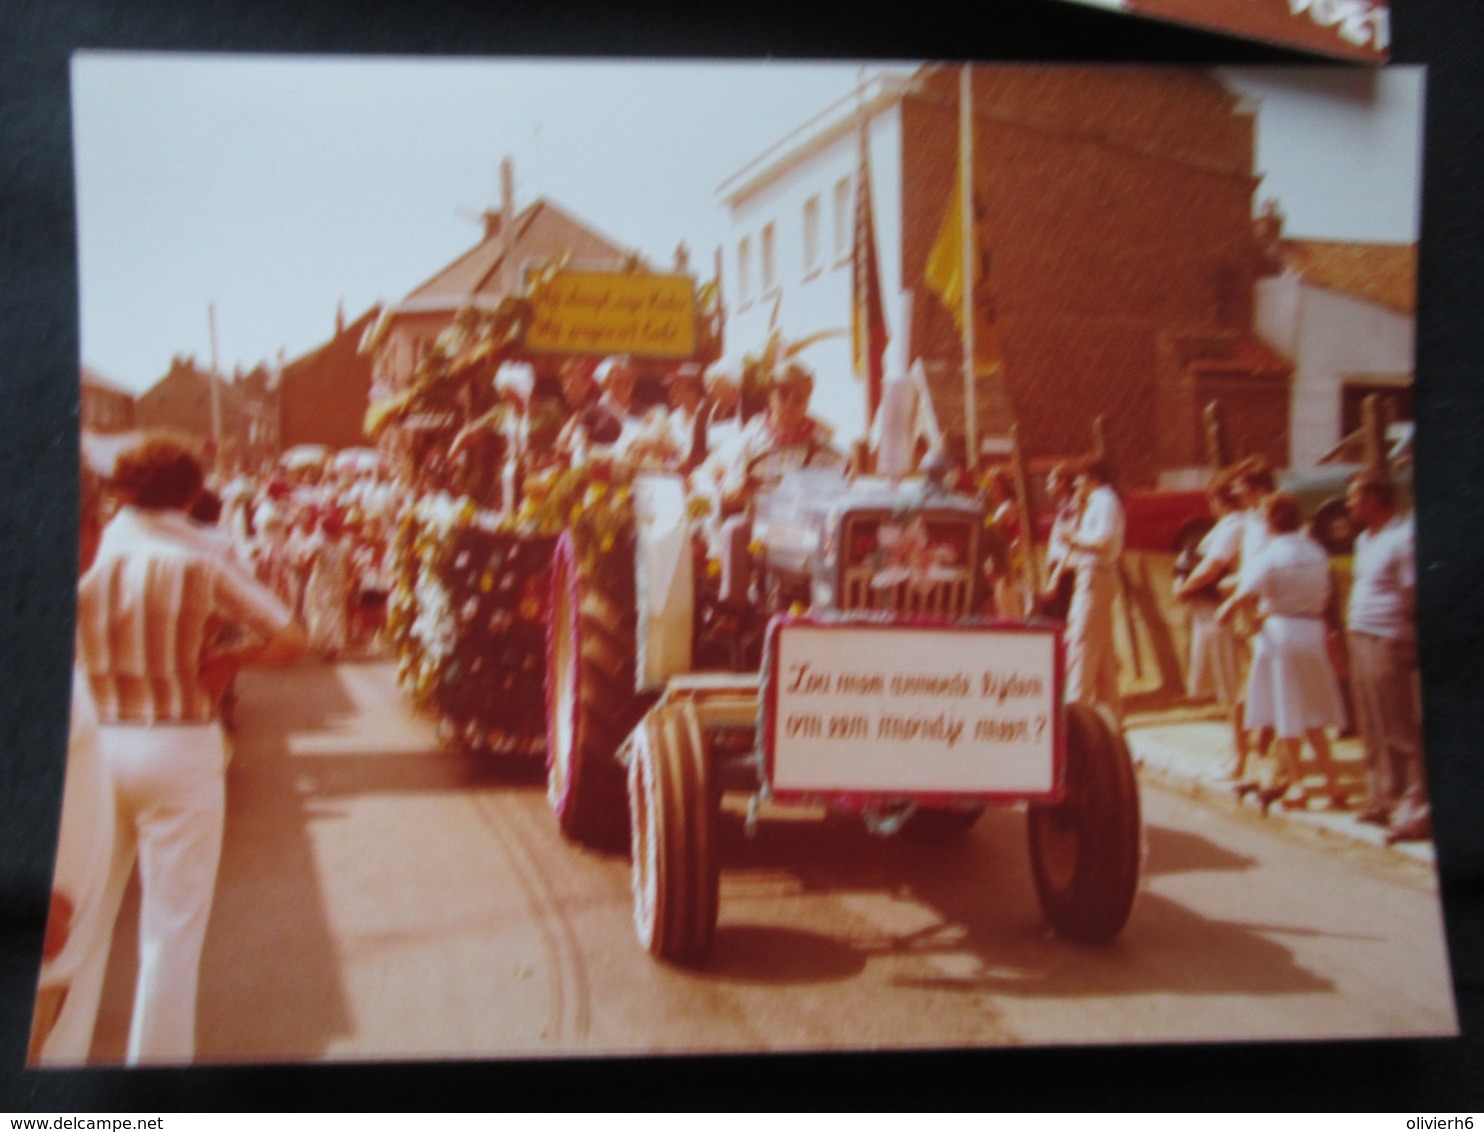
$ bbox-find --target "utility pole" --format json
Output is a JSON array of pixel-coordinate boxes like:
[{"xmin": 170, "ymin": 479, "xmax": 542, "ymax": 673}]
[
  {"xmin": 208, "ymin": 302, "xmax": 223, "ymax": 478},
  {"xmin": 959, "ymin": 64, "xmax": 977, "ymax": 468}
]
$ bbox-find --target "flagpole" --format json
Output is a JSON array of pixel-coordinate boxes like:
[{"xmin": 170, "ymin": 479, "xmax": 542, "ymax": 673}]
[{"xmin": 959, "ymin": 64, "xmax": 977, "ymax": 470}]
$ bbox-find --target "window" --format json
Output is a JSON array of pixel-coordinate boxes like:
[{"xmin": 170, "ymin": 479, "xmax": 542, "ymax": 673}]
[
  {"xmin": 737, "ymin": 236, "xmax": 751, "ymax": 304},
  {"xmin": 833, "ymin": 176, "xmax": 852, "ymax": 262},
  {"xmin": 761, "ymin": 221, "xmax": 777, "ymax": 293},
  {"xmin": 802, "ymin": 195, "xmax": 821, "ymax": 276}
]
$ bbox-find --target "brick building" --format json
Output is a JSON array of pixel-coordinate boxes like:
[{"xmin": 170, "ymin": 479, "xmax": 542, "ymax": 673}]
[
  {"xmin": 720, "ymin": 65, "xmax": 1291, "ymax": 487},
  {"xmin": 279, "ymin": 304, "xmax": 382, "ymax": 452},
  {"xmin": 135, "ymin": 355, "xmax": 277, "ymax": 474},
  {"xmin": 365, "ymin": 184, "xmax": 633, "ymax": 414}
]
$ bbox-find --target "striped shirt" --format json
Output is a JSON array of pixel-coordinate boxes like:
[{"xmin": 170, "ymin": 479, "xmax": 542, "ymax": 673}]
[{"xmin": 76, "ymin": 506, "xmax": 294, "ymax": 725}]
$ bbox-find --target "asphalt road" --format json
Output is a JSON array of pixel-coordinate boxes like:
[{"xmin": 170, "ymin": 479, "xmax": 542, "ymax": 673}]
[{"xmin": 88, "ymin": 660, "xmax": 1457, "ymax": 1063}]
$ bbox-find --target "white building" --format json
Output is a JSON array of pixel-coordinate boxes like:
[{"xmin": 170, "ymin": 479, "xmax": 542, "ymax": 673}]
[
  {"xmin": 718, "ymin": 72, "xmax": 913, "ymax": 446},
  {"xmin": 1254, "ymin": 239, "xmax": 1416, "ymax": 467}
]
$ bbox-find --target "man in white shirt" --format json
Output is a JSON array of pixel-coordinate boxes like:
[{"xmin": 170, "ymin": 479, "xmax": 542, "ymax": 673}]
[
  {"xmin": 699, "ymin": 363, "xmax": 841, "ymax": 605},
  {"xmin": 1345, "ymin": 469, "xmax": 1427, "ymax": 841},
  {"xmin": 1063, "ymin": 456, "xmax": 1125, "ymax": 718}
]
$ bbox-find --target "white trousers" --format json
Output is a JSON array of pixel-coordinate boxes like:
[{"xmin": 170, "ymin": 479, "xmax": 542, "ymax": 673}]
[
  {"xmin": 1065, "ymin": 562, "xmax": 1122, "ymax": 720},
  {"xmin": 60, "ymin": 722, "xmax": 227, "ymax": 1065}
]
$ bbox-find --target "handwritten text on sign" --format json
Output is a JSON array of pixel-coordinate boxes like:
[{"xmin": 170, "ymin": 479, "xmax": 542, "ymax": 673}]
[
  {"xmin": 770, "ymin": 623, "xmax": 1058, "ymax": 795},
  {"xmin": 527, "ymin": 271, "xmax": 697, "ymax": 359}
]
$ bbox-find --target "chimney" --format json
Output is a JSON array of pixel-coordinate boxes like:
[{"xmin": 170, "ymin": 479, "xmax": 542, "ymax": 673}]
[
  {"xmin": 500, "ymin": 157, "xmax": 516, "ymax": 292},
  {"xmin": 335, "ymin": 300, "xmax": 345, "ymax": 336}
]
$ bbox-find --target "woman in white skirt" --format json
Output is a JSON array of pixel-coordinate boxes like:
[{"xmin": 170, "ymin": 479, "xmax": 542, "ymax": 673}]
[
  {"xmin": 1174, "ymin": 471, "xmax": 1248, "ymax": 777},
  {"xmin": 1217, "ymin": 492, "xmax": 1347, "ymax": 812}
]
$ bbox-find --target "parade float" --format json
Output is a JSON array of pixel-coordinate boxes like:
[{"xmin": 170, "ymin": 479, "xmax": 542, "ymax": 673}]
[{"xmin": 368, "ymin": 260, "xmax": 722, "ymax": 757}]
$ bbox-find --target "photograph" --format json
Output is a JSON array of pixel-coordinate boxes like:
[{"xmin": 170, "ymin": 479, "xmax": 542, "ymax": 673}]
[
  {"xmin": 1055, "ymin": 0, "xmax": 1390, "ymax": 60},
  {"xmin": 35, "ymin": 54, "xmax": 1452, "ymax": 1067}
]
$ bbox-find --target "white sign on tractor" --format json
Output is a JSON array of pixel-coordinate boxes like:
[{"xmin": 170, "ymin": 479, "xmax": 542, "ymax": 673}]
[{"xmin": 767, "ymin": 620, "xmax": 1061, "ymax": 798}]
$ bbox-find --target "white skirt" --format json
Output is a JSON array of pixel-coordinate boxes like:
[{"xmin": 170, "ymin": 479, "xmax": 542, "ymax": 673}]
[
  {"xmin": 1244, "ymin": 615, "xmax": 1346, "ymax": 738},
  {"xmin": 1188, "ymin": 602, "xmax": 1244, "ymax": 705}
]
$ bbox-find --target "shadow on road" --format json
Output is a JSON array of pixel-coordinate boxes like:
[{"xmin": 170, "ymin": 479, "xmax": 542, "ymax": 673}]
[
  {"xmin": 1143, "ymin": 824, "xmax": 1258, "ymax": 876},
  {"xmin": 194, "ymin": 661, "xmax": 360, "ymax": 1062},
  {"xmin": 705, "ymin": 925, "xmax": 866, "ymax": 984},
  {"xmin": 702, "ymin": 809, "xmax": 1337, "ymax": 1002}
]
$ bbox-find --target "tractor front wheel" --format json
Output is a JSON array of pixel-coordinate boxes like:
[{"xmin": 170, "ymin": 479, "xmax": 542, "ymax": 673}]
[
  {"xmin": 628, "ymin": 701, "xmax": 720, "ymax": 964},
  {"xmin": 1027, "ymin": 703, "xmax": 1142, "ymax": 942}
]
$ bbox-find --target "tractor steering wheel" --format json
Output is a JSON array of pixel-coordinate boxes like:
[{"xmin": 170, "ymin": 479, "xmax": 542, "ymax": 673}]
[{"xmin": 744, "ymin": 439, "xmax": 845, "ymax": 489}]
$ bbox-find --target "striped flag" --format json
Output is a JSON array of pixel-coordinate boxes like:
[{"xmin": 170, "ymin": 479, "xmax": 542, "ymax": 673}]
[{"xmin": 851, "ymin": 114, "xmax": 888, "ymax": 423}]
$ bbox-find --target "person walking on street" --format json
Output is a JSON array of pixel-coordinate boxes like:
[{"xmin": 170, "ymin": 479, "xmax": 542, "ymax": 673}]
[
  {"xmin": 1345, "ymin": 469, "xmax": 1428, "ymax": 842},
  {"xmin": 303, "ymin": 511, "xmax": 354, "ymax": 659},
  {"xmin": 30, "ymin": 462, "xmax": 116, "ymax": 1065},
  {"xmin": 72, "ymin": 434, "xmax": 307, "ymax": 1064},
  {"xmin": 1062, "ymin": 456, "xmax": 1125, "ymax": 720}
]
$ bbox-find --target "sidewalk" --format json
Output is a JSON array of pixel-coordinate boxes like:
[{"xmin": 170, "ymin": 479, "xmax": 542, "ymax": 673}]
[{"xmin": 1123, "ymin": 704, "xmax": 1436, "ymax": 868}]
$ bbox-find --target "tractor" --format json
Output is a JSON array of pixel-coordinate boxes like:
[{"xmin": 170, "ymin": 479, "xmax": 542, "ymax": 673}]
[{"xmin": 542, "ymin": 452, "xmax": 1144, "ymax": 964}]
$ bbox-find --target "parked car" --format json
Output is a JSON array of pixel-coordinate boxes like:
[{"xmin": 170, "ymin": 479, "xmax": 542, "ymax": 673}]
[{"xmin": 1280, "ymin": 422, "xmax": 1413, "ymax": 555}]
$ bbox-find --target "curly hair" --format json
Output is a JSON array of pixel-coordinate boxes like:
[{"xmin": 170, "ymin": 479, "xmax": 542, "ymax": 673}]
[
  {"xmin": 110, "ymin": 434, "xmax": 205, "ymax": 511},
  {"xmin": 1236, "ymin": 455, "xmax": 1276, "ymax": 495},
  {"xmin": 1264, "ymin": 491, "xmax": 1304, "ymax": 534}
]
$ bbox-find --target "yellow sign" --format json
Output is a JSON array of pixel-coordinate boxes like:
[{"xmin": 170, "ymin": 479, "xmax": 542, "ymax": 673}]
[{"xmin": 527, "ymin": 271, "xmax": 697, "ymax": 359}]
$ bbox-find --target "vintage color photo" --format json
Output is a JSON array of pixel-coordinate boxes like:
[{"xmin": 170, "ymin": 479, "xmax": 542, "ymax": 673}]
[
  {"xmin": 1057, "ymin": 0, "xmax": 1390, "ymax": 60},
  {"xmin": 42, "ymin": 55, "xmax": 1449, "ymax": 1065}
]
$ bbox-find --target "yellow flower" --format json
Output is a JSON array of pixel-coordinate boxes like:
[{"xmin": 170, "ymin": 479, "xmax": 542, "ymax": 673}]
[
  {"xmin": 601, "ymin": 534, "xmax": 614, "ymax": 552},
  {"xmin": 705, "ymin": 559, "xmax": 721, "ymax": 579},
  {"xmin": 479, "ymin": 570, "xmax": 495, "ymax": 593},
  {"xmin": 747, "ymin": 539, "xmax": 764, "ymax": 557},
  {"xmin": 588, "ymin": 481, "xmax": 608, "ymax": 503}
]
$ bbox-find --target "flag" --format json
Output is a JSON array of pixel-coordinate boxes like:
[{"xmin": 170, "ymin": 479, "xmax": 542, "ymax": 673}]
[
  {"xmin": 924, "ymin": 159, "xmax": 1004, "ymax": 376},
  {"xmin": 851, "ymin": 116, "xmax": 888, "ymax": 422}
]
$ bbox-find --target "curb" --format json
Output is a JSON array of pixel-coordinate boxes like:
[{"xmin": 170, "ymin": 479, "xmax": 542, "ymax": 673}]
[{"xmin": 1125, "ymin": 722, "xmax": 1436, "ymax": 870}]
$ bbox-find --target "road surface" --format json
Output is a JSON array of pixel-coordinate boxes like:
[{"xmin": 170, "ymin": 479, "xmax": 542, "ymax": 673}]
[{"xmin": 89, "ymin": 660, "xmax": 1456, "ymax": 1063}]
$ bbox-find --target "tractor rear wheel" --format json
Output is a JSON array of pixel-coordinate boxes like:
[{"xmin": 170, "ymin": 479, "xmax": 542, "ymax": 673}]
[
  {"xmin": 1027, "ymin": 703, "xmax": 1142, "ymax": 942},
  {"xmin": 546, "ymin": 527, "xmax": 641, "ymax": 850},
  {"xmin": 628, "ymin": 701, "xmax": 720, "ymax": 963}
]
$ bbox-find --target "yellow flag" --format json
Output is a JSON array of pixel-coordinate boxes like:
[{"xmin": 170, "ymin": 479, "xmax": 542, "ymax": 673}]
[
  {"xmin": 925, "ymin": 174, "xmax": 965, "ymax": 320},
  {"xmin": 925, "ymin": 162, "xmax": 1003, "ymax": 376}
]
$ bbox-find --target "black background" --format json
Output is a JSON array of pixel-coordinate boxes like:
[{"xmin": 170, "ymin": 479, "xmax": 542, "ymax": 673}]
[{"xmin": 2, "ymin": 0, "xmax": 1481, "ymax": 1111}]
